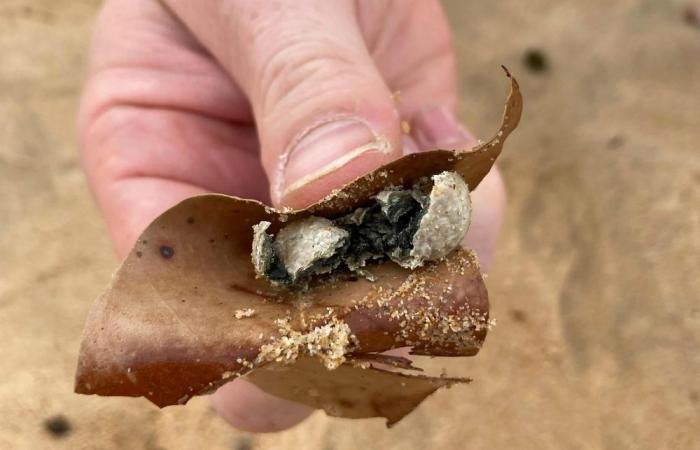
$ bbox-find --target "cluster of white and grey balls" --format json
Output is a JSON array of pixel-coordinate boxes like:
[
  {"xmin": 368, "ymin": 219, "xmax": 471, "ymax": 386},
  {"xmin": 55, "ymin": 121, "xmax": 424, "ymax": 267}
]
[{"xmin": 252, "ymin": 171, "xmax": 472, "ymax": 286}]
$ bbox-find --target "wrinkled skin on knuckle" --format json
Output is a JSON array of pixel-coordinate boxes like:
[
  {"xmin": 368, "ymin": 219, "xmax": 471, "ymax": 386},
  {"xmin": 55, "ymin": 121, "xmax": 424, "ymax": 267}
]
[
  {"xmin": 79, "ymin": 98, "xmax": 133, "ymax": 182},
  {"xmin": 256, "ymin": 38, "xmax": 369, "ymax": 120}
]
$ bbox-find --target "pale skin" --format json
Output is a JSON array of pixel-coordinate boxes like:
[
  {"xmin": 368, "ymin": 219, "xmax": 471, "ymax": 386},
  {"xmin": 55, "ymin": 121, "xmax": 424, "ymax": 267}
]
[{"xmin": 79, "ymin": 0, "xmax": 506, "ymax": 432}]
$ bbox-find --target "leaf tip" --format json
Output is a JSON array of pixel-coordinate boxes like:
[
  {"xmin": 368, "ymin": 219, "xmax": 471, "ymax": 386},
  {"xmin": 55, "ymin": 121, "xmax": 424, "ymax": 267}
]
[{"xmin": 501, "ymin": 64, "xmax": 512, "ymax": 78}]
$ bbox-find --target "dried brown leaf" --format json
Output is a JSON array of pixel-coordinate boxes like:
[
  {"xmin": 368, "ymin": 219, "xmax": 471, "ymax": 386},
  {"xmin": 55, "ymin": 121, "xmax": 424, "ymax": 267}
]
[
  {"xmin": 246, "ymin": 357, "xmax": 468, "ymax": 427},
  {"xmin": 74, "ymin": 70, "xmax": 522, "ymax": 425}
]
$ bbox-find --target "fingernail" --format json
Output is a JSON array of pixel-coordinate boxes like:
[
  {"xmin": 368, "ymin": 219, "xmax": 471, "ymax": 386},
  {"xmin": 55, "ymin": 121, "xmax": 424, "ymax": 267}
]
[
  {"xmin": 412, "ymin": 106, "xmax": 476, "ymax": 149},
  {"xmin": 278, "ymin": 119, "xmax": 386, "ymax": 202}
]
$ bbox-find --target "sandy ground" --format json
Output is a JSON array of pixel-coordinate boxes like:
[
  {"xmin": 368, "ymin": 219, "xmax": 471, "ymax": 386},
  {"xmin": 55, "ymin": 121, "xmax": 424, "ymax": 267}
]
[{"xmin": 1, "ymin": 0, "xmax": 699, "ymax": 449}]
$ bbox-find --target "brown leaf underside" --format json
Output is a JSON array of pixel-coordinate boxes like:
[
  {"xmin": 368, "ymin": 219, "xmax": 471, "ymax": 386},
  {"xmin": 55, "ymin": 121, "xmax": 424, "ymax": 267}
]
[
  {"xmin": 74, "ymin": 71, "xmax": 522, "ymax": 425},
  {"xmin": 246, "ymin": 357, "xmax": 469, "ymax": 427}
]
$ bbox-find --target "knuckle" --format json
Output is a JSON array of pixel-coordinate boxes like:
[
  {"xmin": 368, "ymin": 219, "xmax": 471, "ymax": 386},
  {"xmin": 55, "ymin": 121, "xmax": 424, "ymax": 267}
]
[{"xmin": 255, "ymin": 37, "xmax": 364, "ymax": 116}]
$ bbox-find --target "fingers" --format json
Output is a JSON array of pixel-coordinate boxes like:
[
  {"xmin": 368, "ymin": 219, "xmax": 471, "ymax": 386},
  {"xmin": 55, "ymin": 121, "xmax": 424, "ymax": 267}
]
[
  {"xmin": 80, "ymin": 106, "xmax": 266, "ymax": 257},
  {"xmin": 411, "ymin": 107, "xmax": 477, "ymax": 151},
  {"xmin": 358, "ymin": 0, "xmax": 459, "ymax": 119},
  {"xmin": 464, "ymin": 166, "xmax": 506, "ymax": 272},
  {"xmin": 80, "ymin": 0, "xmax": 267, "ymax": 257},
  {"xmin": 164, "ymin": 0, "xmax": 403, "ymax": 208},
  {"xmin": 81, "ymin": 0, "xmax": 505, "ymax": 435},
  {"xmin": 210, "ymin": 380, "xmax": 313, "ymax": 433},
  {"xmin": 82, "ymin": 0, "xmax": 253, "ymax": 129}
]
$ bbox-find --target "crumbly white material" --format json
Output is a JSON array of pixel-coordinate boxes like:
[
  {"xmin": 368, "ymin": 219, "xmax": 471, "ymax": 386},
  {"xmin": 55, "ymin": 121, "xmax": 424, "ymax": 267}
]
[
  {"xmin": 256, "ymin": 316, "xmax": 356, "ymax": 370},
  {"xmin": 275, "ymin": 216, "xmax": 348, "ymax": 281},
  {"xmin": 234, "ymin": 308, "xmax": 256, "ymax": 319},
  {"xmin": 251, "ymin": 221, "xmax": 273, "ymax": 276},
  {"xmin": 402, "ymin": 171, "xmax": 471, "ymax": 269}
]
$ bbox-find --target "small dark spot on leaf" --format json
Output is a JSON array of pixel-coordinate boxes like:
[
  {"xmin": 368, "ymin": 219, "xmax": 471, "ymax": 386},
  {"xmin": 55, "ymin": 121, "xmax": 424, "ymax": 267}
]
[
  {"xmin": 224, "ymin": 234, "xmax": 230, "ymax": 240},
  {"xmin": 234, "ymin": 436, "xmax": 253, "ymax": 450},
  {"xmin": 510, "ymin": 309, "xmax": 528, "ymax": 323},
  {"xmin": 159, "ymin": 246, "xmax": 174, "ymax": 259},
  {"xmin": 43, "ymin": 415, "xmax": 71, "ymax": 437},
  {"xmin": 607, "ymin": 135, "xmax": 625, "ymax": 149},
  {"xmin": 136, "ymin": 251, "xmax": 143, "ymax": 258},
  {"xmin": 181, "ymin": 299, "xmax": 186, "ymax": 303},
  {"xmin": 209, "ymin": 239, "xmax": 215, "ymax": 243},
  {"xmin": 523, "ymin": 49, "xmax": 548, "ymax": 73},
  {"xmin": 338, "ymin": 399, "xmax": 354, "ymax": 408},
  {"xmin": 690, "ymin": 391, "xmax": 699, "ymax": 403},
  {"xmin": 142, "ymin": 240, "xmax": 148, "ymax": 244},
  {"xmin": 187, "ymin": 217, "xmax": 195, "ymax": 224}
]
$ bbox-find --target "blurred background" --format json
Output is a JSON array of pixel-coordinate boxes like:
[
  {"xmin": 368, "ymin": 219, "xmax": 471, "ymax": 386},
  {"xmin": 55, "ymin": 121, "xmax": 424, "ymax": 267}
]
[{"xmin": 1, "ymin": 0, "xmax": 699, "ymax": 448}]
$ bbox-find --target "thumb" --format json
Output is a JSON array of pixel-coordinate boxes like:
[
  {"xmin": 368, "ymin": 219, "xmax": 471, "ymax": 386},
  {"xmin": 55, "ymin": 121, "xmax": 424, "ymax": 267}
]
[{"xmin": 165, "ymin": 0, "xmax": 403, "ymax": 207}]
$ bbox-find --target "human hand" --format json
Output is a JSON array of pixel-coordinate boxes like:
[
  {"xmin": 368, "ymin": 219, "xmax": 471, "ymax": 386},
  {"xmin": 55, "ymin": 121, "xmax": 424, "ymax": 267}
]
[{"xmin": 79, "ymin": 0, "xmax": 505, "ymax": 432}]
